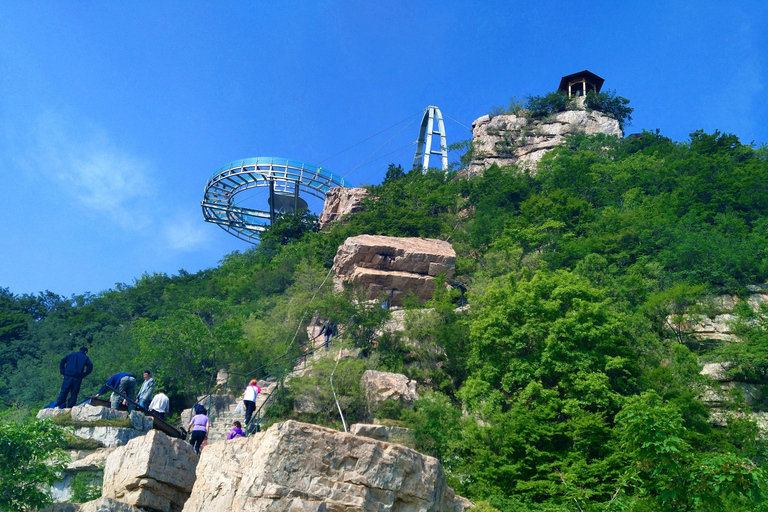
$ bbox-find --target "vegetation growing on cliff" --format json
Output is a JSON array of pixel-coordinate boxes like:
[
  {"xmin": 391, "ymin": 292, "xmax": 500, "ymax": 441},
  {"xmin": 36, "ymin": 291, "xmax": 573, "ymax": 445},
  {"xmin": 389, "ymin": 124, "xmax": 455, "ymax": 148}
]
[{"xmin": 2, "ymin": 128, "xmax": 768, "ymax": 510}]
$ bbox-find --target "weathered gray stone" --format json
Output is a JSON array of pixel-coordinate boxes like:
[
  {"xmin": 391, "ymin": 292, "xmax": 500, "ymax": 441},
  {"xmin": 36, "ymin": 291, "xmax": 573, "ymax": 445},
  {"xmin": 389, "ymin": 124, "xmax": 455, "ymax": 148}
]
[
  {"xmin": 37, "ymin": 408, "xmax": 71, "ymax": 420},
  {"xmin": 71, "ymin": 405, "xmax": 128, "ymax": 423},
  {"xmin": 350, "ymin": 423, "xmax": 415, "ymax": 447},
  {"xmin": 70, "ymin": 427, "xmax": 143, "ymax": 448},
  {"xmin": 182, "ymin": 420, "xmax": 471, "ymax": 512},
  {"xmin": 700, "ymin": 382, "xmax": 763, "ymax": 407},
  {"xmin": 332, "ymin": 235, "xmax": 456, "ymax": 306},
  {"xmin": 103, "ymin": 429, "xmax": 198, "ymax": 512},
  {"xmin": 465, "ymin": 110, "xmax": 622, "ymax": 176},
  {"xmin": 700, "ymin": 362, "xmax": 733, "ymax": 382},
  {"xmin": 128, "ymin": 410, "xmax": 154, "ymax": 432},
  {"xmin": 361, "ymin": 370, "xmax": 419, "ymax": 411},
  {"xmin": 319, "ymin": 187, "xmax": 369, "ymax": 229}
]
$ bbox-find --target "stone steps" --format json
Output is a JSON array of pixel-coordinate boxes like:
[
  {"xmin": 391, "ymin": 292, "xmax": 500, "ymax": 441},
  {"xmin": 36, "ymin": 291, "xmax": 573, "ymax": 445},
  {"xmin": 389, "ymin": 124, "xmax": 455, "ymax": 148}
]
[{"xmin": 207, "ymin": 383, "xmax": 277, "ymax": 443}]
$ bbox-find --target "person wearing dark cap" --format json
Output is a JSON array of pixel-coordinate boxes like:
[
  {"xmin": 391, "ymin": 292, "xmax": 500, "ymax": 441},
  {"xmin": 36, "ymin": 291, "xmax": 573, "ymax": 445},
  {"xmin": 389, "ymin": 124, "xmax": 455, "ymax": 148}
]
[{"xmin": 55, "ymin": 347, "xmax": 93, "ymax": 408}]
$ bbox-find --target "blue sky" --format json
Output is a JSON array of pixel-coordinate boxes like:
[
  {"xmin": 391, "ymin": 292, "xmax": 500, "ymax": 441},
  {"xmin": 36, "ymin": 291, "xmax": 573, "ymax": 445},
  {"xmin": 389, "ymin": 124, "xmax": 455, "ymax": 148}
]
[{"xmin": 1, "ymin": 1, "xmax": 766, "ymax": 297}]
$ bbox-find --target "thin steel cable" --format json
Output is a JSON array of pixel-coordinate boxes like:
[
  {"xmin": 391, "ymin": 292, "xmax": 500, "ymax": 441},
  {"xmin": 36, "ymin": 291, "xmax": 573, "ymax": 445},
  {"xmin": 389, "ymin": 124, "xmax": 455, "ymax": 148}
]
[
  {"xmin": 305, "ymin": 141, "xmax": 416, "ymax": 209},
  {"xmin": 341, "ymin": 116, "xmax": 420, "ymax": 180},
  {"xmin": 444, "ymin": 113, "xmax": 473, "ymax": 132},
  {"xmin": 317, "ymin": 110, "xmax": 423, "ymax": 164}
]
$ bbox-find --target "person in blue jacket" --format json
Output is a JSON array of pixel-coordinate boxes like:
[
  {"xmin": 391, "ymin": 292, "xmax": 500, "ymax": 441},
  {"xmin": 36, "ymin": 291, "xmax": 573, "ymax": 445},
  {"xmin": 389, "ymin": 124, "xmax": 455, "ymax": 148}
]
[
  {"xmin": 93, "ymin": 372, "xmax": 137, "ymax": 411},
  {"xmin": 55, "ymin": 347, "xmax": 93, "ymax": 408}
]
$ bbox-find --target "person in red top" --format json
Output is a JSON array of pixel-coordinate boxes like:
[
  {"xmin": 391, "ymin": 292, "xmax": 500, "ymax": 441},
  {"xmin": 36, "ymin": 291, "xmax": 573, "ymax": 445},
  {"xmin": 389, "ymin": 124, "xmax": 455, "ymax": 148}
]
[{"xmin": 242, "ymin": 379, "xmax": 261, "ymax": 427}]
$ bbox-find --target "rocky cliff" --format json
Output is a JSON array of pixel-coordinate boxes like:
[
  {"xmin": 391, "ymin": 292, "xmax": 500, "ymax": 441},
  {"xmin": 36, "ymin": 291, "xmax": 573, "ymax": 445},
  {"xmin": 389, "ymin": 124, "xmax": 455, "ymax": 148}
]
[
  {"xmin": 182, "ymin": 420, "xmax": 471, "ymax": 512},
  {"xmin": 465, "ymin": 109, "xmax": 622, "ymax": 176}
]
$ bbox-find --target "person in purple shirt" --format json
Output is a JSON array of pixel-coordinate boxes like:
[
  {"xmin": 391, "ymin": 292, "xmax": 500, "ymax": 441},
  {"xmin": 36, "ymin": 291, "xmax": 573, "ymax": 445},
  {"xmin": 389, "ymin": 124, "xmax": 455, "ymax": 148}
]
[
  {"xmin": 187, "ymin": 411, "xmax": 209, "ymax": 453},
  {"xmin": 227, "ymin": 421, "xmax": 245, "ymax": 440}
]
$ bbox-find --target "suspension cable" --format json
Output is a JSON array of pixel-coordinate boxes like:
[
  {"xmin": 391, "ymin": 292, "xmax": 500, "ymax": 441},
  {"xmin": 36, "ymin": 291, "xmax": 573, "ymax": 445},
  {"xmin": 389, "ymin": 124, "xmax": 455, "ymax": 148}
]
[
  {"xmin": 317, "ymin": 110, "xmax": 423, "ymax": 164},
  {"xmin": 342, "ymin": 116, "xmax": 420, "ymax": 180}
]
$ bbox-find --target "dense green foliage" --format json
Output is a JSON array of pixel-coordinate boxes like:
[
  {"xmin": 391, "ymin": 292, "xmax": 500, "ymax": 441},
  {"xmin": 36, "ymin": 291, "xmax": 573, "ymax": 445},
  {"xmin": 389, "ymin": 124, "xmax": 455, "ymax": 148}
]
[
  {"xmin": 1, "ymin": 126, "xmax": 768, "ymax": 511},
  {"xmin": 488, "ymin": 90, "xmax": 633, "ymax": 128},
  {"xmin": 0, "ymin": 414, "xmax": 69, "ymax": 511}
]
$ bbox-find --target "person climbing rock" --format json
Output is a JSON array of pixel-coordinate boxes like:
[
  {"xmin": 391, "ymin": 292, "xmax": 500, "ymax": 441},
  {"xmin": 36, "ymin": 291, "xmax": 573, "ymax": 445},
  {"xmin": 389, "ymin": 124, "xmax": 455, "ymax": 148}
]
[{"xmin": 93, "ymin": 372, "xmax": 137, "ymax": 411}]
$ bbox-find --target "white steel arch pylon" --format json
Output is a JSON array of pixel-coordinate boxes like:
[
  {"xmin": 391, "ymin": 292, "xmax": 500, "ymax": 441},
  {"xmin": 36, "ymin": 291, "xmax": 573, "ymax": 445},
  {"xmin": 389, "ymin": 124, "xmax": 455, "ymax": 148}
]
[{"xmin": 412, "ymin": 105, "xmax": 448, "ymax": 173}]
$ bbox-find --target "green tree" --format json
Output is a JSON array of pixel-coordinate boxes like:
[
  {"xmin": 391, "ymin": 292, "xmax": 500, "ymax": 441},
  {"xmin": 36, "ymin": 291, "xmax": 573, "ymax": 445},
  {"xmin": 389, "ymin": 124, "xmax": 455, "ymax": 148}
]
[
  {"xmin": 0, "ymin": 415, "xmax": 69, "ymax": 512},
  {"xmin": 132, "ymin": 298, "xmax": 242, "ymax": 396},
  {"xmin": 612, "ymin": 391, "xmax": 768, "ymax": 511}
]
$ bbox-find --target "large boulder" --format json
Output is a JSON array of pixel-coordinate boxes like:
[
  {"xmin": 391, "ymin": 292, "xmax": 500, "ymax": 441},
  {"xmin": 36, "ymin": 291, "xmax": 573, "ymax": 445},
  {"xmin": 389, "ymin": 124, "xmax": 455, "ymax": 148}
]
[
  {"xmin": 464, "ymin": 110, "xmax": 622, "ymax": 176},
  {"xmin": 332, "ymin": 235, "xmax": 456, "ymax": 306},
  {"xmin": 182, "ymin": 420, "xmax": 471, "ymax": 512},
  {"xmin": 71, "ymin": 405, "xmax": 128, "ymax": 422},
  {"xmin": 70, "ymin": 427, "xmax": 143, "ymax": 448},
  {"xmin": 37, "ymin": 408, "xmax": 71, "ymax": 420},
  {"xmin": 361, "ymin": 370, "xmax": 419, "ymax": 411},
  {"xmin": 319, "ymin": 187, "xmax": 368, "ymax": 229},
  {"xmin": 102, "ymin": 430, "xmax": 199, "ymax": 512}
]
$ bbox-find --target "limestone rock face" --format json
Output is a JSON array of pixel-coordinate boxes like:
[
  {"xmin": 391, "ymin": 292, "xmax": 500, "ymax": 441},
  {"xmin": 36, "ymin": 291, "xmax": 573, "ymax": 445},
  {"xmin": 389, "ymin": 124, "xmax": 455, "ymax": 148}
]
[
  {"xmin": 332, "ymin": 235, "xmax": 456, "ymax": 306},
  {"xmin": 102, "ymin": 430, "xmax": 199, "ymax": 512},
  {"xmin": 361, "ymin": 370, "xmax": 419, "ymax": 411},
  {"xmin": 350, "ymin": 423, "xmax": 415, "ymax": 447},
  {"xmin": 71, "ymin": 427, "xmax": 143, "ymax": 448},
  {"xmin": 182, "ymin": 420, "xmax": 470, "ymax": 512},
  {"xmin": 72, "ymin": 405, "xmax": 129, "ymax": 423},
  {"xmin": 37, "ymin": 408, "xmax": 71, "ymax": 420},
  {"xmin": 319, "ymin": 187, "xmax": 368, "ymax": 229},
  {"xmin": 465, "ymin": 110, "xmax": 622, "ymax": 176},
  {"xmin": 128, "ymin": 410, "xmax": 154, "ymax": 432}
]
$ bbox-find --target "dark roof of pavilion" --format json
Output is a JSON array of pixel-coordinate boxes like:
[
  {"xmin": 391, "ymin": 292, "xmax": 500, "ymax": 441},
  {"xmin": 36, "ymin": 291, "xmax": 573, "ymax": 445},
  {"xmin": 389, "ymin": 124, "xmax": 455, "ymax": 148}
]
[{"xmin": 558, "ymin": 70, "xmax": 605, "ymax": 93}]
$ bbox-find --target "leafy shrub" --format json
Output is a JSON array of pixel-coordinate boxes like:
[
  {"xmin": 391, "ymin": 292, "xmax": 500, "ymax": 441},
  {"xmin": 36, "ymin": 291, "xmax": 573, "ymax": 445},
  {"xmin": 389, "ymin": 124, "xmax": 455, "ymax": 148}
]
[
  {"xmin": 70, "ymin": 471, "xmax": 103, "ymax": 503},
  {"xmin": 524, "ymin": 91, "xmax": 574, "ymax": 118},
  {"xmin": 584, "ymin": 89, "xmax": 633, "ymax": 128}
]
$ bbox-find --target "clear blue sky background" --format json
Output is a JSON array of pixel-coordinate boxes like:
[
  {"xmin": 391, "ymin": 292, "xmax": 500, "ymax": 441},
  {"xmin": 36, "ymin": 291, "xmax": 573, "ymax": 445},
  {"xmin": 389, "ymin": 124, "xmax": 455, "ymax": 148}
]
[{"xmin": 1, "ymin": 1, "xmax": 766, "ymax": 297}]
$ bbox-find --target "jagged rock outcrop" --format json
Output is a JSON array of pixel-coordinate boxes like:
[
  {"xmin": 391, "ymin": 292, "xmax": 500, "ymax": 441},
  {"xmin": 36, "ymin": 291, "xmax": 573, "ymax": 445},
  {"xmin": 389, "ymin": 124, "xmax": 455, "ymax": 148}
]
[
  {"xmin": 669, "ymin": 288, "xmax": 768, "ymax": 343},
  {"xmin": 319, "ymin": 187, "xmax": 368, "ymax": 229},
  {"xmin": 361, "ymin": 370, "xmax": 419, "ymax": 412},
  {"xmin": 465, "ymin": 110, "xmax": 622, "ymax": 176},
  {"xmin": 332, "ymin": 235, "xmax": 456, "ymax": 306},
  {"xmin": 102, "ymin": 430, "xmax": 198, "ymax": 512},
  {"xmin": 350, "ymin": 423, "xmax": 415, "ymax": 447},
  {"xmin": 182, "ymin": 420, "xmax": 471, "ymax": 512}
]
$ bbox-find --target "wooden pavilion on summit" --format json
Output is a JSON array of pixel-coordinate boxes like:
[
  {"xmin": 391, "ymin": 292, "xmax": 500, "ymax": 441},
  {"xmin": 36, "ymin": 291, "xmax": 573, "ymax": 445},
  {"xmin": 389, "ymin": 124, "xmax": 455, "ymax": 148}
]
[{"xmin": 558, "ymin": 70, "xmax": 605, "ymax": 97}]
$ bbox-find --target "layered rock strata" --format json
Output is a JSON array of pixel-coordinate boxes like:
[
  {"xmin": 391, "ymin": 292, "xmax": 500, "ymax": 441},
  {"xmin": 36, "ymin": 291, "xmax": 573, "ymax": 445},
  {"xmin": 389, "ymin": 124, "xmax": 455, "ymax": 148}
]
[
  {"xmin": 332, "ymin": 235, "xmax": 456, "ymax": 306},
  {"xmin": 465, "ymin": 110, "xmax": 622, "ymax": 176},
  {"xmin": 103, "ymin": 430, "xmax": 199, "ymax": 512},
  {"xmin": 182, "ymin": 420, "xmax": 471, "ymax": 512},
  {"xmin": 319, "ymin": 187, "xmax": 368, "ymax": 229}
]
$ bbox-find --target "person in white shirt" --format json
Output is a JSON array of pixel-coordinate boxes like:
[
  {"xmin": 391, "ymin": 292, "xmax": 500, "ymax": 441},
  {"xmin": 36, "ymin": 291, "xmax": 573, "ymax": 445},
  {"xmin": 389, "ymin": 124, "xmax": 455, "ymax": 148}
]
[
  {"xmin": 243, "ymin": 379, "xmax": 261, "ymax": 427},
  {"xmin": 148, "ymin": 389, "xmax": 169, "ymax": 420}
]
